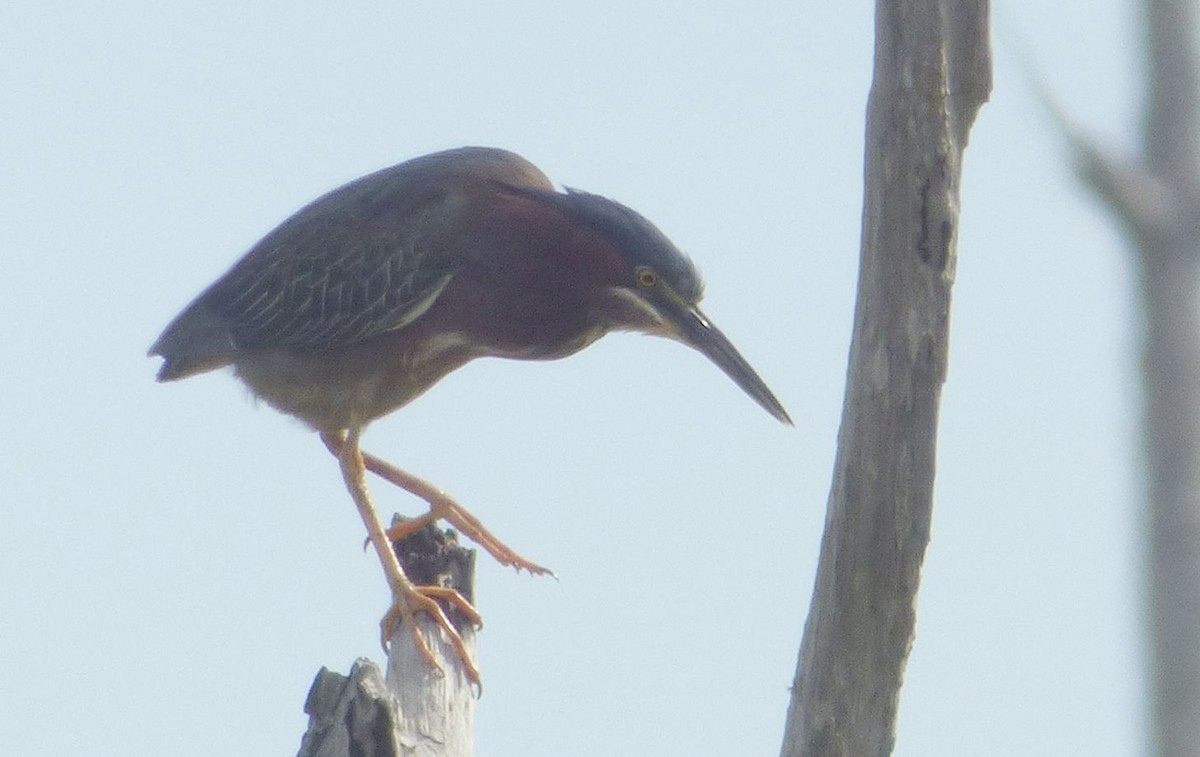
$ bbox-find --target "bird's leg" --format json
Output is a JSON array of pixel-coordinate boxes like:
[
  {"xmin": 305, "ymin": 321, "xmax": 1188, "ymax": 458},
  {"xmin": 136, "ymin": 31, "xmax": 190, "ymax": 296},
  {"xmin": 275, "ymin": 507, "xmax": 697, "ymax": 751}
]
[
  {"xmin": 365, "ymin": 450, "xmax": 554, "ymax": 578},
  {"xmin": 322, "ymin": 429, "xmax": 481, "ymax": 685},
  {"xmin": 321, "ymin": 434, "xmax": 554, "ymax": 577}
]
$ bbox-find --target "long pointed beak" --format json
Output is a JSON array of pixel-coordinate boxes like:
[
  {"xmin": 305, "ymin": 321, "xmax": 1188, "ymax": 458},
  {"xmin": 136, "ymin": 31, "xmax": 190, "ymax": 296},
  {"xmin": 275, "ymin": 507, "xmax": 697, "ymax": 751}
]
[{"xmin": 665, "ymin": 303, "xmax": 793, "ymax": 425}]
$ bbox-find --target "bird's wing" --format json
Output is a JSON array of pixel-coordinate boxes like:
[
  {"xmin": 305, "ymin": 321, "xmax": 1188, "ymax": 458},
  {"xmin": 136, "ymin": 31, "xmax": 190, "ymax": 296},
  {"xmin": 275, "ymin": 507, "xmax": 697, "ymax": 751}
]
[
  {"xmin": 151, "ymin": 172, "xmax": 460, "ymax": 371},
  {"xmin": 208, "ymin": 198, "xmax": 455, "ymax": 351}
]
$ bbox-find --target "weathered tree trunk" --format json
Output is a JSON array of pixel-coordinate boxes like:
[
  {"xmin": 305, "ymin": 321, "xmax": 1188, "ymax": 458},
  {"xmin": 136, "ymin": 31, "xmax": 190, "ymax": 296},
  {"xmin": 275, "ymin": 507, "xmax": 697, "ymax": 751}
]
[
  {"xmin": 778, "ymin": 3, "xmax": 991, "ymax": 756},
  {"xmin": 297, "ymin": 525, "xmax": 477, "ymax": 757}
]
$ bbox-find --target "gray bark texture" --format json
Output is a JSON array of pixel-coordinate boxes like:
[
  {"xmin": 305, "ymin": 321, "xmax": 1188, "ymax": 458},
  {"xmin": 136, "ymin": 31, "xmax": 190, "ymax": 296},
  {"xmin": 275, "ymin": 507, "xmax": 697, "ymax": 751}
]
[
  {"xmin": 1060, "ymin": 0, "xmax": 1200, "ymax": 753},
  {"xmin": 778, "ymin": 3, "xmax": 991, "ymax": 756},
  {"xmin": 297, "ymin": 525, "xmax": 477, "ymax": 757}
]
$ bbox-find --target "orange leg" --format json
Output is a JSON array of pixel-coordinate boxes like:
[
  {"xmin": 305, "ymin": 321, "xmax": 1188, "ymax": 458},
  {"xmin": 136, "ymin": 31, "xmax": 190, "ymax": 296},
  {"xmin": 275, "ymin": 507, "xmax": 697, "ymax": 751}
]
[
  {"xmin": 322, "ymin": 435, "xmax": 554, "ymax": 578},
  {"xmin": 322, "ymin": 429, "xmax": 481, "ymax": 685}
]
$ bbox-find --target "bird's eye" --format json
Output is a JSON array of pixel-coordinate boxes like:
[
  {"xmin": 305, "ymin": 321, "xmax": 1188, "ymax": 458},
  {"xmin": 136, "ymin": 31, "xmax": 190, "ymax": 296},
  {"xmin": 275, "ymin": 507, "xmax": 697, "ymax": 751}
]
[{"xmin": 636, "ymin": 267, "xmax": 659, "ymax": 288}]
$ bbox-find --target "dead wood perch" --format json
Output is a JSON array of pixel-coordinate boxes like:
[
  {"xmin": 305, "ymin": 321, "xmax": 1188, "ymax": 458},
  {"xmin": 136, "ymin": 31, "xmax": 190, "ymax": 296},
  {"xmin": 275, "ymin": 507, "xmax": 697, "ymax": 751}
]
[{"xmin": 298, "ymin": 523, "xmax": 478, "ymax": 757}]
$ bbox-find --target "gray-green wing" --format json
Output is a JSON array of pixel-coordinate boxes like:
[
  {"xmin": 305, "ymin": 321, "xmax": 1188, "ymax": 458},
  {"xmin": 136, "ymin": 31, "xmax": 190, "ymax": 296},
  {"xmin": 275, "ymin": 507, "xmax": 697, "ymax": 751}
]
[
  {"xmin": 150, "ymin": 165, "xmax": 456, "ymax": 378},
  {"xmin": 150, "ymin": 147, "xmax": 555, "ymax": 381}
]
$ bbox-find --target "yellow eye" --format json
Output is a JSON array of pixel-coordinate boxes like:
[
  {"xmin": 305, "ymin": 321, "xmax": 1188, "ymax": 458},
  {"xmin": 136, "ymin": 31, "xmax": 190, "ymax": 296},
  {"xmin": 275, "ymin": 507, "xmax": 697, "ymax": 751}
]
[{"xmin": 636, "ymin": 267, "xmax": 659, "ymax": 288}]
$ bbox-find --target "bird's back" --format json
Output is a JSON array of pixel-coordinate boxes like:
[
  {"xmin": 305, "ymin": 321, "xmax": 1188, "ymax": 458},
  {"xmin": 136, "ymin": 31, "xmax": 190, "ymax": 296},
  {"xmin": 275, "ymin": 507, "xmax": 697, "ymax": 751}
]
[{"xmin": 150, "ymin": 147, "xmax": 554, "ymax": 381}]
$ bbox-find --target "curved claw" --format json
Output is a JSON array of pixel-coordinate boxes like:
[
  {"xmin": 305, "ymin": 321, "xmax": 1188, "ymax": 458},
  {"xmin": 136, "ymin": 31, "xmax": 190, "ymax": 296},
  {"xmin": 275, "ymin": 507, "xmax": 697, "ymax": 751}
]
[
  {"xmin": 382, "ymin": 584, "xmax": 482, "ymax": 686},
  {"xmin": 384, "ymin": 512, "xmax": 555, "ymax": 578}
]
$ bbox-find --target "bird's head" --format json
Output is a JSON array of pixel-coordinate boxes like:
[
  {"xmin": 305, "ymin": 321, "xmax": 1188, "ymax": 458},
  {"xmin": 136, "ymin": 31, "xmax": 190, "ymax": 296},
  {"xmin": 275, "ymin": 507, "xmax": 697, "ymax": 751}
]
[{"xmin": 515, "ymin": 185, "xmax": 792, "ymax": 425}]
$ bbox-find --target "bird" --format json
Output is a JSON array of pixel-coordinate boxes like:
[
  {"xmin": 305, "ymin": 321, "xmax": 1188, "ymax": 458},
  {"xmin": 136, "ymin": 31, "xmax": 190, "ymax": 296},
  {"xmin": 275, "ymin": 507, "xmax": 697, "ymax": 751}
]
[{"xmin": 149, "ymin": 146, "xmax": 791, "ymax": 684}]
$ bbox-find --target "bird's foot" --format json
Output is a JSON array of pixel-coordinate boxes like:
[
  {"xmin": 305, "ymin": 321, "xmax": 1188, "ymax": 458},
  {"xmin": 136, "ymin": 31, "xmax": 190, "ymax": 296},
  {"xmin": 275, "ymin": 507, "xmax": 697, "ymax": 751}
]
[
  {"xmin": 385, "ymin": 507, "xmax": 555, "ymax": 579},
  {"xmin": 382, "ymin": 581, "xmax": 483, "ymax": 686}
]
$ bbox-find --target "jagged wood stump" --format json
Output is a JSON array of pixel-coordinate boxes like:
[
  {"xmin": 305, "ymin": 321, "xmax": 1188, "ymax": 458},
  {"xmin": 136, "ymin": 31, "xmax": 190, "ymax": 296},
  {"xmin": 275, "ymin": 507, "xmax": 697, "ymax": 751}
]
[{"xmin": 298, "ymin": 522, "xmax": 477, "ymax": 757}]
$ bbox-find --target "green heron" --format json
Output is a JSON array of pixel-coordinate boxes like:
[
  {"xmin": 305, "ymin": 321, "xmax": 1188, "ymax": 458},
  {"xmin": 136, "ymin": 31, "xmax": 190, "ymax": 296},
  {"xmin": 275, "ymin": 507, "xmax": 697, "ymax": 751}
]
[{"xmin": 150, "ymin": 146, "xmax": 790, "ymax": 683}]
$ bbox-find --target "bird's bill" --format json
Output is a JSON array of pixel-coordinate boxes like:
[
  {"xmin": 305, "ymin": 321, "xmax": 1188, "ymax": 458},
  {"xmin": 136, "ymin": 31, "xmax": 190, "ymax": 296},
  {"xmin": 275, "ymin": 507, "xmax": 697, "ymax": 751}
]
[{"xmin": 664, "ymin": 302, "xmax": 793, "ymax": 425}]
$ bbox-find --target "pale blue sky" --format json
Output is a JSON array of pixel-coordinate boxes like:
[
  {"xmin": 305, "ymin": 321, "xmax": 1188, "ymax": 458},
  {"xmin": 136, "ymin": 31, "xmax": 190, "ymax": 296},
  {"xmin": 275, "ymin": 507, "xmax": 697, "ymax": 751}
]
[{"xmin": 2, "ymin": 2, "xmax": 1143, "ymax": 755}]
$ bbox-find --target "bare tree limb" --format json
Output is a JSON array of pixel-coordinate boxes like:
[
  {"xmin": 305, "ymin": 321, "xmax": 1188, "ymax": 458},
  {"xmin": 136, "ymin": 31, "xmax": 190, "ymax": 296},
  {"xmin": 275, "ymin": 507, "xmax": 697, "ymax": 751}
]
[
  {"xmin": 1018, "ymin": 48, "xmax": 1185, "ymax": 245},
  {"xmin": 778, "ymin": 3, "xmax": 990, "ymax": 756},
  {"xmin": 1022, "ymin": 1, "xmax": 1200, "ymax": 754},
  {"xmin": 1137, "ymin": 6, "xmax": 1200, "ymax": 756}
]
